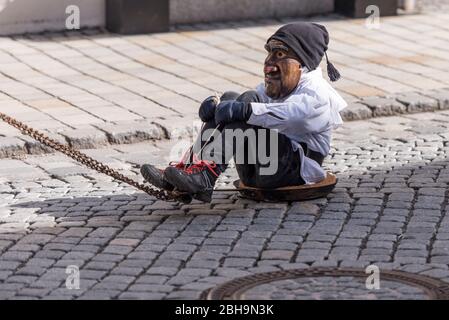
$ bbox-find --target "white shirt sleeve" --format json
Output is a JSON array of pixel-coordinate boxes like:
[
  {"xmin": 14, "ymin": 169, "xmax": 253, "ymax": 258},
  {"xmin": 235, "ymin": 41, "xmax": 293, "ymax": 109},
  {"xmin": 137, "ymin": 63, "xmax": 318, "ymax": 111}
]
[{"xmin": 248, "ymin": 92, "xmax": 331, "ymax": 136}]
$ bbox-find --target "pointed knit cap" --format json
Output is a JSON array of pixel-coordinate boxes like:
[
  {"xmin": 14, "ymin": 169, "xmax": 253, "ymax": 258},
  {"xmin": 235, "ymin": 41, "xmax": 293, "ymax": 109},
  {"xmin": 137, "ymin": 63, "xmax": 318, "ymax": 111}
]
[{"xmin": 267, "ymin": 22, "xmax": 341, "ymax": 82}]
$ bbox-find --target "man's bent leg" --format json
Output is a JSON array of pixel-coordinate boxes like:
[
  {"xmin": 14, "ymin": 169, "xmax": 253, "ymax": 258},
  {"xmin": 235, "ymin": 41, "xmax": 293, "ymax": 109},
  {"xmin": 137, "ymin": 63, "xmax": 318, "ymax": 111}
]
[
  {"xmin": 165, "ymin": 90, "xmax": 294, "ymax": 201},
  {"xmin": 252, "ymin": 130, "xmax": 304, "ymax": 188},
  {"xmin": 201, "ymin": 121, "xmax": 304, "ymax": 188},
  {"xmin": 199, "ymin": 90, "xmax": 261, "ymax": 171},
  {"xmin": 141, "ymin": 91, "xmax": 239, "ymax": 191},
  {"xmin": 191, "ymin": 91, "xmax": 241, "ymax": 159}
]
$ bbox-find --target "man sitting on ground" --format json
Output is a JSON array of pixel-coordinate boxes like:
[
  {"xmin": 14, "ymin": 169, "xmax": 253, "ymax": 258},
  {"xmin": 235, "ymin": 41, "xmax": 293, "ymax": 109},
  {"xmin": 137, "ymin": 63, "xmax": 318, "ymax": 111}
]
[{"xmin": 141, "ymin": 22, "xmax": 347, "ymax": 202}]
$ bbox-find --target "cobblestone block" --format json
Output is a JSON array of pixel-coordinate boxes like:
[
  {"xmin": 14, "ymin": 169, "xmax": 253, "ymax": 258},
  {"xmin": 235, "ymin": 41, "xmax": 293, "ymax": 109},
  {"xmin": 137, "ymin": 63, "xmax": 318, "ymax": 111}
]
[
  {"xmin": 0, "ymin": 137, "xmax": 27, "ymax": 159},
  {"xmin": 95, "ymin": 121, "xmax": 164, "ymax": 144},
  {"xmin": 60, "ymin": 126, "xmax": 109, "ymax": 149},
  {"xmin": 425, "ymin": 88, "xmax": 449, "ymax": 110},
  {"xmin": 395, "ymin": 92, "xmax": 439, "ymax": 113},
  {"xmin": 340, "ymin": 102, "xmax": 373, "ymax": 121},
  {"xmin": 261, "ymin": 250, "xmax": 294, "ymax": 260},
  {"xmin": 223, "ymin": 258, "xmax": 256, "ymax": 268},
  {"xmin": 119, "ymin": 292, "xmax": 166, "ymax": 299},
  {"xmin": 362, "ymin": 97, "xmax": 407, "ymax": 117}
]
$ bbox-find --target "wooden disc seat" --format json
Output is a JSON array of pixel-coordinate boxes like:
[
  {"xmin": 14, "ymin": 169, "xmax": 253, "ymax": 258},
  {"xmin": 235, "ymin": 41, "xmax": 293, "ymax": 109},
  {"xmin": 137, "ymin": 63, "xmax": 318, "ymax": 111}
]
[{"xmin": 233, "ymin": 172, "xmax": 337, "ymax": 202}]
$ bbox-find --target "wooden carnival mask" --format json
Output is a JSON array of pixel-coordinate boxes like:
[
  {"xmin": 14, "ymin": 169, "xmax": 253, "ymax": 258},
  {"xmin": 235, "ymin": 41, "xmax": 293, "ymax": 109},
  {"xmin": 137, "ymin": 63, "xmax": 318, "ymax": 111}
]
[{"xmin": 264, "ymin": 39, "xmax": 302, "ymax": 100}]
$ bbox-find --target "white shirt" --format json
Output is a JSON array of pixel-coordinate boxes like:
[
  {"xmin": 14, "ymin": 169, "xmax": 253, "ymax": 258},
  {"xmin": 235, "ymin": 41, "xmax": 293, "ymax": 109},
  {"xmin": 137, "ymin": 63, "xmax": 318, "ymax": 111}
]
[{"xmin": 248, "ymin": 67, "xmax": 347, "ymax": 184}]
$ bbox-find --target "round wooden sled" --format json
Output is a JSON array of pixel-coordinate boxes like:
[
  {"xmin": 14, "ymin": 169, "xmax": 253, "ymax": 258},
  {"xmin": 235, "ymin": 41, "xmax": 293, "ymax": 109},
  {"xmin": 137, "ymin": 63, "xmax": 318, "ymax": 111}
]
[{"xmin": 233, "ymin": 172, "xmax": 338, "ymax": 202}]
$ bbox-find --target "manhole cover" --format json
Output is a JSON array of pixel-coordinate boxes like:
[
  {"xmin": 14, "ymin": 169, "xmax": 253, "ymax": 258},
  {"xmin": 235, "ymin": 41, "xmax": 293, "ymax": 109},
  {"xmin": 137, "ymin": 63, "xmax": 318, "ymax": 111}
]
[{"xmin": 201, "ymin": 268, "xmax": 449, "ymax": 300}]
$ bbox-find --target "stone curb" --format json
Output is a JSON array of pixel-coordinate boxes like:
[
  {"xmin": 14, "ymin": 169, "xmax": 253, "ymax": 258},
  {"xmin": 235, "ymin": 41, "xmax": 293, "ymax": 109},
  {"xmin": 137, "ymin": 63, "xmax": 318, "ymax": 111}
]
[
  {"xmin": 0, "ymin": 120, "xmax": 168, "ymax": 159},
  {"xmin": 341, "ymin": 88, "xmax": 449, "ymax": 121},
  {"xmin": 0, "ymin": 88, "xmax": 448, "ymax": 159}
]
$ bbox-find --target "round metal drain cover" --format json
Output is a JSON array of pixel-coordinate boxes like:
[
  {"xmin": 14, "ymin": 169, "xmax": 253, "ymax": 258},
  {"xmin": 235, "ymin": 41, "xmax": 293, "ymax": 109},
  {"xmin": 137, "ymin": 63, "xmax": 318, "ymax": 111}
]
[{"xmin": 202, "ymin": 268, "xmax": 449, "ymax": 300}]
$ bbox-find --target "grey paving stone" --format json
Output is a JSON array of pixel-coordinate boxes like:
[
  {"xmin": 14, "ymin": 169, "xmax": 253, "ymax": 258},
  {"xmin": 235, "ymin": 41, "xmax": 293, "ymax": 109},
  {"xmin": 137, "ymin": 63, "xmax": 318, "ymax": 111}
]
[
  {"xmin": 0, "ymin": 270, "xmax": 13, "ymax": 281},
  {"xmin": 267, "ymin": 242, "xmax": 298, "ymax": 251},
  {"xmin": 84, "ymin": 261, "xmax": 117, "ymax": 271},
  {"xmin": 166, "ymin": 290, "xmax": 202, "ymax": 299},
  {"xmin": 177, "ymin": 268, "xmax": 213, "ymax": 277},
  {"xmin": 15, "ymin": 266, "xmax": 47, "ymax": 276},
  {"xmin": 78, "ymin": 289, "xmax": 121, "ymax": 299},
  {"xmin": 146, "ymin": 267, "xmax": 179, "ymax": 276},
  {"xmin": 1, "ymin": 251, "xmax": 34, "ymax": 262},
  {"xmin": 228, "ymin": 249, "xmax": 260, "ymax": 259},
  {"xmin": 215, "ymin": 268, "xmax": 251, "ymax": 278},
  {"xmin": 135, "ymin": 275, "xmax": 169, "ymax": 285},
  {"xmin": 110, "ymin": 266, "xmax": 143, "ymax": 276},
  {"xmin": 361, "ymin": 97, "xmax": 407, "ymax": 117},
  {"xmin": 0, "ymin": 137, "xmax": 27, "ymax": 159},
  {"xmin": 166, "ymin": 275, "xmax": 199, "ymax": 286},
  {"xmin": 117, "ymin": 259, "xmax": 153, "ymax": 269},
  {"xmin": 340, "ymin": 102, "xmax": 373, "ymax": 121},
  {"xmin": 0, "ymin": 260, "xmax": 22, "ymax": 270},
  {"xmin": 261, "ymin": 250, "xmax": 294, "ymax": 261},
  {"xmin": 396, "ymin": 92, "xmax": 439, "ymax": 113},
  {"xmin": 34, "ymin": 250, "xmax": 65, "ymax": 259},
  {"xmin": 180, "ymin": 282, "xmax": 215, "ymax": 291},
  {"xmin": 19, "ymin": 234, "xmax": 55, "ymax": 245},
  {"xmin": 102, "ymin": 245, "xmax": 134, "ymax": 255},
  {"xmin": 5, "ymin": 275, "xmax": 38, "ymax": 285},
  {"xmin": 223, "ymin": 258, "xmax": 256, "ymax": 268},
  {"xmin": 119, "ymin": 292, "xmax": 166, "ymax": 299},
  {"xmin": 78, "ymin": 269, "xmax": 108, "ymax": 280},
  {"xmin": 424, "ymin": 88, "xmax": 449, "ymax": 110},
  {"xmin": 88, "ymin": 227, "xmax": 120, "ymax": 239},
  {"xmin": 91, "ymin": 253, "xmax": 125, "ymax": 262},
  {"xmin": 16, "ymin": 287, "xmax": 53, "ymax": 297},
  {"xmin": 95, "ymin": 121, "xmax": 164, "ymax": 144},
  {"xmin": 60, "ymin": 127, "xmax": 109, "ymax": 149}
]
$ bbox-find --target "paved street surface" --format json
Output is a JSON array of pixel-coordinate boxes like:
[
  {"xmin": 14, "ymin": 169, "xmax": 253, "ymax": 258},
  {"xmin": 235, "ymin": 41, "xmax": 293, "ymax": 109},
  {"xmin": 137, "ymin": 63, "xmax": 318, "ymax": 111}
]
[
  {"xmin": 2, "ymin": 109, "xmax": 449, "ymax": 299},
  {"xmin": 1, "ymin": 8, "xmax": 449, "ymax": 157}
]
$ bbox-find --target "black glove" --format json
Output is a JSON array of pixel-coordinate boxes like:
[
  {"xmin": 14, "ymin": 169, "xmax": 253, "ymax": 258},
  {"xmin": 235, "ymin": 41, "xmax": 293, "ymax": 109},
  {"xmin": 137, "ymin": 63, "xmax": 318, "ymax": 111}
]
[
  {"xmin": 214, "ymin": 100, "xmax": 252, "ymax": 125},
  {"xmin": 198, "ymin": 96, "xmax": 219, "ymax": 122}
]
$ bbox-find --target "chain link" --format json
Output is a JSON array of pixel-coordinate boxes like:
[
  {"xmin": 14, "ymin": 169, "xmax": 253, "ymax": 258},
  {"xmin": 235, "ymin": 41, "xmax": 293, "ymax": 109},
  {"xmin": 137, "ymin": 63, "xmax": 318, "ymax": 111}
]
[{"xmin": 0, "ymin": 112, "xmax": 183, "ymax": 201}]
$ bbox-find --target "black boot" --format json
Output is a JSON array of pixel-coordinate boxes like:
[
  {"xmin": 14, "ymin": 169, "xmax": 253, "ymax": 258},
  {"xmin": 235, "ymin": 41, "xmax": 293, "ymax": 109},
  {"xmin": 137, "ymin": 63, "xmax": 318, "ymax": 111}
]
[
  {"xmin": 164, "ymin": 161, "xmax": 221, "ymax": 203},
  {"xmin": 140, "ymin": 164, "xmax": 174, "ymax": 191}
]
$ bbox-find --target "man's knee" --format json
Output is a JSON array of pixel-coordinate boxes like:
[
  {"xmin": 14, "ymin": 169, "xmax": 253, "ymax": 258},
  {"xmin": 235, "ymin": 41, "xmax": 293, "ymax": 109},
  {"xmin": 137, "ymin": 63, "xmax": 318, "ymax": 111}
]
[
  {"xmin": 220, "ymin": 91, "xmax": 240, "ymax": 101},
  {"xmin": 236, "ymin": 90, "xmax": 261, "ymax": 104},
  {"xmin": 222, "ymin": 121, "xmax": 252, "ymax": 131}
]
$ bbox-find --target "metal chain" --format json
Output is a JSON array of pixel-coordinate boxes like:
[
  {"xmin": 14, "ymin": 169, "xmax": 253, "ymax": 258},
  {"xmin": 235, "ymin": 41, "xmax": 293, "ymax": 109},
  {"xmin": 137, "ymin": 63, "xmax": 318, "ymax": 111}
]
[{"xmin": 0, "ymin": 112, "xmax": 182, "ymax": 201}]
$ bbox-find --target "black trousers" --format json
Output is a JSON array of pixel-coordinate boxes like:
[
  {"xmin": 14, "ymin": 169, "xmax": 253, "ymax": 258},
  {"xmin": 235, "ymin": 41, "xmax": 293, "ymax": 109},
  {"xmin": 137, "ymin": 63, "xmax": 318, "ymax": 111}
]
[{"xmin": 192, "ymin": 91, "xmax": 325, "ymax": 188}]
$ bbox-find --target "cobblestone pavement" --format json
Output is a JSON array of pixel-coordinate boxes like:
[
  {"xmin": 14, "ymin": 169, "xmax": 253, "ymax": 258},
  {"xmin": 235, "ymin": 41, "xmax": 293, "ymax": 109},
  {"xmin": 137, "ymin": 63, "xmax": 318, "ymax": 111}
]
[
  {"xmin": 2, "ymin": 109, "xmax": 449, "ymax": 299},
  {"xmin": 1, "ymin": 9, "xmax": 449, "ymax": 156}
]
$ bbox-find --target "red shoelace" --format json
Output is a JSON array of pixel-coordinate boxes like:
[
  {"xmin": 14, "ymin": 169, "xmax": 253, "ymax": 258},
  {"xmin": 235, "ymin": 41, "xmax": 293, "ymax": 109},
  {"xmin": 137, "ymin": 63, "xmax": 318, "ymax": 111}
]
[{"xmin": 169, "ymin": 148, "xmax": 219, "ymax": 177}]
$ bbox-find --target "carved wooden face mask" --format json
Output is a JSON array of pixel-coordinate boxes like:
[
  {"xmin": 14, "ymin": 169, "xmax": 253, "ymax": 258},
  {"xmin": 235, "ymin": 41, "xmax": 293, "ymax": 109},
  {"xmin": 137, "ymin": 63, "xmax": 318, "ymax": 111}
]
[{"xmin": 264, "ymin": 39, "xmax": 302, "ymax": 100}]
